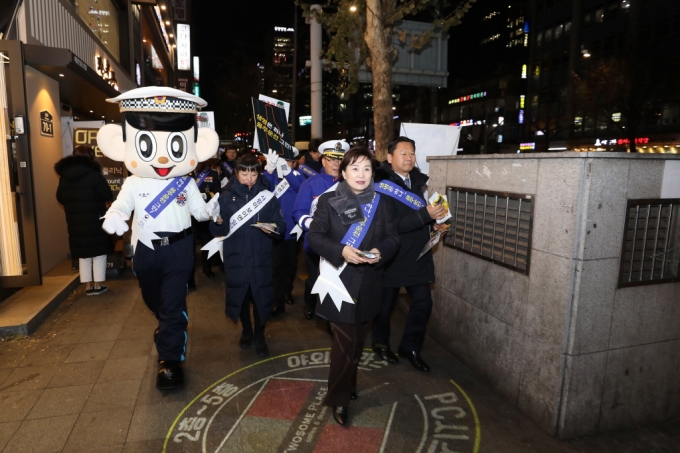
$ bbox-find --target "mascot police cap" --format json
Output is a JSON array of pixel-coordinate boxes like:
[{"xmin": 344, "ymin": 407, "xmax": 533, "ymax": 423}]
[
  {"xmin": 319, "ymin": 139, "xmax": 349, "ymax": 159},
  {"xmin": 107, "ymin": 86, "xmax": 207, "ymax": 114}
]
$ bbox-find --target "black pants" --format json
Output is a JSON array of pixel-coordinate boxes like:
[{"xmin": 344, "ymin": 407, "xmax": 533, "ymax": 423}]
[
  {"xmin": 372, "ymin": 284, "xmax": 433, "ymax": 353},
  {"xmin": 324, "ymin": 303, "xmax": 363, "ymax": 407},
  {"xmin": 240, "ymin": 287, "xmax": 265, "ymax": 340},
  {"xmin": 272, "ymin": 238, "xmax": 299, "ymax": 309},
  {"xmin": 304, "ymin": 250, "xmax": 320, "ymax": 311},
  {"xmin": 133, "ymin": 234, "xmax": 193, "ymax": 361}
]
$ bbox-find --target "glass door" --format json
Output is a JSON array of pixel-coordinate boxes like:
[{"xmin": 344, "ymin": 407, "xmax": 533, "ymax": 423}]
[{"xmin": 0, "ymin": 40, "xmax": 40, "ymax": 287}]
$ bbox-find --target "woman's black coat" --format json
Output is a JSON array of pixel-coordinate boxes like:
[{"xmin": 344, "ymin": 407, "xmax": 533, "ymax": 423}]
[
  {"xmin": 209, "ymin": 177, "xmax": 285, "ymax": 324},
  {"xmin": 374, "ymin": 161, "xmax": 435, "ymax": 287},
  {"xmin": 55, "ymin": 155, "xmax": 113, "ymax": 259},
  {"xmin": 307, "ymin": 182, "xmax": 400, "ymax": 324}
]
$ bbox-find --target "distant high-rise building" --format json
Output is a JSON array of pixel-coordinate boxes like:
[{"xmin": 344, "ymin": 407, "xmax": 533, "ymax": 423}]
[{"xmin": 269, "ymin": 26, "xmax": 295, "ymax": 103}]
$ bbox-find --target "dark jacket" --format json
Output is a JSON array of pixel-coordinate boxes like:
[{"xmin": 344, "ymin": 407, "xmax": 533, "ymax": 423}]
[
  {"xmin": 374, "ymin": 161, "xmax": 435, "ymax": 287},
  {"xmin": 307, "ymin": 181, "xmax": 400, "ymax": 324},
  {"xmin": 209, "ymin": 177, "xmax": 285, "ymax": 324},
  {"xmin": 55, "ymin": 155, "xmax": 113, "ymax": 259},
  {"xmin": 301, "ymin": 152, "xmax": 323, "ymax": 173}
]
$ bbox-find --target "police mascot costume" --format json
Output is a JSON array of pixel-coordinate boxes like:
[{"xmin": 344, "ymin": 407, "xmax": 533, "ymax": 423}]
[{"xmin": 97, "ymin": 87, "xmax": 220, "ymax": 390}]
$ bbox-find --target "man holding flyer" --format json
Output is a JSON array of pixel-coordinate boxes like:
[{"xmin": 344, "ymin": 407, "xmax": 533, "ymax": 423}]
[{"xmin": 372, "ymin": 136, "xmax": 447, "ymax": 372}]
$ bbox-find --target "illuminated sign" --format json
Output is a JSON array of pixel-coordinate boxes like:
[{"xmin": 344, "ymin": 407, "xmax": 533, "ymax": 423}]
[
  {"xmin": 595, "ymin": 137, "xmax": 650, "ymax": 146},
  {"xmin": 519, "ymin": 95, "xmax": 525, "ymax": 108},
  {"xmin": 154, "ymin": 6, "xmax": 171, "ymax": 51},
  {"xmin": 193, "ymin": 56, "xmax": 199, "ymax": 81},
  {"xmin": 275, "ymin": 26, "xmax": 294, "ymax": 32},
  {"xmin": 448, "ymin": 92, "xmax": 487, "ymax": 105},
  {"xmin": 518, "ymin": 109, "xmax": 524, "ymax": 124},
  {"xmin": 135, "ymin": 63, "xmax": 141, "ymax": 86},
  {"xmin": 521, "ymin": 64, "xmax": 527, "ymax": 78},
  {"xmin": 95, "ymin": 55, "xmax": 118, "ymax": 90},
  {"xmin": 520, "ymin": 142, "xmax": 535, "ymax": 150},
  {"xmin": 177, "ymin": 24, "xmax": 191, "ymax": 71},
  {"xmin": 299, "ymin": 115, "xmax": 312, "ymax": 126}
]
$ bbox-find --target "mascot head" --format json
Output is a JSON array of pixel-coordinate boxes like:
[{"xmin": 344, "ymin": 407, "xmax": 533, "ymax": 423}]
[{"xmin": 96, "ymin": 87, "xmax": 219, "ymax": 180}]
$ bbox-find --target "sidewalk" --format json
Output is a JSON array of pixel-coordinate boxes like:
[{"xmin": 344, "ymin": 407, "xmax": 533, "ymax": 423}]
[{"xmin": 0, "ymin": 261, "xmax": 678, "ymax": 453}]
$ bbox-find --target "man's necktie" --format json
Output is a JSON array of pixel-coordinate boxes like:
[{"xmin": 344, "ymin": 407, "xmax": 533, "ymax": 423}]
[{"xmin": 405, "ymin": 177, "xmax": 411, "ymax": 189}]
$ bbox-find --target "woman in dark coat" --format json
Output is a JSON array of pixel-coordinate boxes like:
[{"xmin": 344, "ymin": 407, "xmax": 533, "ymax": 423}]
[
  {"xmin": 55, "ymin": 145, "xmax": 113, "ymax": 295},
  {"xmin": 210, "ymin": 154, "xmax": 285, "ymax": 357},
  {"xmin": 307, "ymin": 147, "xmax": 400, "ymax": 426}
]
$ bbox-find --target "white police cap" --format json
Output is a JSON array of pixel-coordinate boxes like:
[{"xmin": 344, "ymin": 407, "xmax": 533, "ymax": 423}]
[
  {"xmin": 319, "ymin": 139, "xmax": 350, "ymax": 159},
  {"xmin": 107, "ymin": 86, "xmax": 207, "ymax": 114}
]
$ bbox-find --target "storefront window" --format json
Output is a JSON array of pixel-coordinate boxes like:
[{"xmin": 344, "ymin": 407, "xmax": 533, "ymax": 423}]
[{"xmin": 74, "ymin": 0, "xmax": 120, "ymax": 60}]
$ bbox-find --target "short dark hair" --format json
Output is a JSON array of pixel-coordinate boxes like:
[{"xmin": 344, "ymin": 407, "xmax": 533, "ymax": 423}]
[
  {"xmin": 308, "ymin": 138, "xmax": 322, "ymax": 153},
  {"xmin": 235, "ymin": 154, "xmax": 261, "ymax": 173},
  {"xmin": 338, "ymin": 147, "xmax": 374, "ymax": 182},
  {"xmin": 387, "ymin": 136, "xmax": 416, "ymax": 155},
  {"xmin": 73, "ymin": 145, "xmax": 95, "ymax": 160},
  {"xmin": 122, "ymin": 112, "xmax": 198, "ymax": 143}
]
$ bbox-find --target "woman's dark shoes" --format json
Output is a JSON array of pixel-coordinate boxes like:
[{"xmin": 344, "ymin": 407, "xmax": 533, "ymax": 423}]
[
  {"xmin": 372, "ymin": 345, "xmax": 399, "ymax": 364},
  {"xmin": 239, "ymin": 331, "xmax": 253, "ymax": 349},
  {"xmin": 397, "ymin": 348, "xmax": 430, "ymax": 372},
  {"xmin": 285, "ymin": 293, "xmax": 295, "ymax": 305},
  {"xmin": 255, "ymin": 338, "xmax": 269, "ymax": 357},
  {"xmin": 156, "ymin": 360, "xmax": 184, "ymax": 390},
  {"xmin": 203, "ymin": 268, "xmax": 215, "ymax": 278},
  {"xmin": 89, "ymin": 285, "xmax": 108, "ymax": 296},
  {"xmin": 350, "ymin": 392, "xmax": 357, "ymax": 400},
  {"xmin": 333, "ymin": 406, "xmax": 348, "ymax": 426},
  {"xmin": 85, "ymin": 288, "xmax": 94, "ymax": 295}
]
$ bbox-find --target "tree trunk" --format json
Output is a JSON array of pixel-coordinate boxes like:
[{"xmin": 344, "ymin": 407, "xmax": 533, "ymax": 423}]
[{"xmin": 365, "ymin": 0, "xmax": 394, "ymax": 162}]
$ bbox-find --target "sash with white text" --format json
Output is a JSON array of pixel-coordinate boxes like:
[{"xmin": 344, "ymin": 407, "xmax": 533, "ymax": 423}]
[
  {"xmin": 194, "ymin": 169, "xmax": 210, "ymax": 188},
  {"xmin": 143, "ymin": 176, "xmax": 190, "ymax": 220},
  {"xmin": 299, "ymin": 164, "xmax": 318, "ymax": 178},
  {"xmin": 221, "ymin": 161, "xmax": 234, "ymax": 177},
  {"xmin": 226, "ymin": 190, "xmax": 275, "ymax": 238},
  {"xmin": 274, "ymin": 177, "xmax": 291, "ymax": 199},
  {"xmin": 374, "ymin": 180, "xmax": 426, "ymax": 210},
  {"xmin": 340, "ymin": 193, "xmax": 381, "ymax": 249}
]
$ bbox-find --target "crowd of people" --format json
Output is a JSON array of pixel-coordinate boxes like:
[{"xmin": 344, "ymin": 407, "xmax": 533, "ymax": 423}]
[{"xmin": 57, "ymin": 127, "xmax": 446, "ymax": 428}]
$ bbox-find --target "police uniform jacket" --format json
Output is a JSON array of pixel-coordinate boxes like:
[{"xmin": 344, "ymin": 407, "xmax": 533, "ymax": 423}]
[
  {"xmin": 55, "ymin": 155, "xmax": 114, "ymax": 258},
  {"xmin": 263, "ymin": 170, "xmax": 305, "ymax": 240},
  {"xmin": 292, "ymin": 169, "xmax": 337, "ymax": 252},
  {"xmin": 374, "ymin": 161, "xmax": 435, "ymax": 287},
  {"xmin": 210, "ymin": 177, "xmax": 285, "ymax": 324},
  {"xmin": 307, "ymin": 181, "xmax": 400, "ymax": 325}
]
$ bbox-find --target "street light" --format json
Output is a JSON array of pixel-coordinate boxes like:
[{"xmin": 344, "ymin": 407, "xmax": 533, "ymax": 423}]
[{"xmin": 349, "ymin": 5, "xmax": 357, "ymax": 12}]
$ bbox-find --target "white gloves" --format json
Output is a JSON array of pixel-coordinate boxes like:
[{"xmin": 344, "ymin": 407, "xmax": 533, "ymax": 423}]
[
  {"xmin": 205, "ymin": 193, "xmax": 220, "ymax": 220},
  {"xmin": 277, "ymin": 157, "xmax": 291, "ymax": 177},
  {"xmin": 265, "ymin": 149, "xmax": 278, "ymax": 173},
  {"xmin": 102, "ymin": 211, "xmax": 129, "ymax": 236}
]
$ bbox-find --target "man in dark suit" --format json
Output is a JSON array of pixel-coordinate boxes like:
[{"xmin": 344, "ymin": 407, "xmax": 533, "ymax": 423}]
[{"xmin": 372, "ymin": 137, "xmax": 446, "ymax": 372}]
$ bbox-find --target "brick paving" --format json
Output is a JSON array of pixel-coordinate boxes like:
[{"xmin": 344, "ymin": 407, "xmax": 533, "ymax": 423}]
[{"xmin": 0, "ymin": 260, "xmax": 678, "ymax": 453}]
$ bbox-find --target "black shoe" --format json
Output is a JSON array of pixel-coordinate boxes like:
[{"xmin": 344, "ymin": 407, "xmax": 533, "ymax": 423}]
[
  {"xmin": 304, "ymin": 307, "xmax": 315, "ymax": 320},
  {"xmin": 285, "ymin": 293, "xmax": 295, "ymax": 305},
  {"xmin": 333, "ymin": 406, "xmax": 348, "ymax": 426},
  {"xmin": 89, "ymin": 285, "xmax": 108, "ymax": 296},
  {"xmin": 203, "ymin": 269, "xmax": 215, "ymax": 278},
  {"xmin": 255, "ymin": 338, "xmax": 269, "ymax": 357},
  {"xmin": 397, "ymin": 348, "xmax": 430, "ymax": 372},
  {"xmin": 372, "ymin": 345, "xmax": 399, "ymax": 364},
  {"xmin": 239, "ymin": 331, "xmax": 253, "ymax": 349},
  {"xmin": 350, "ymin": 392, "xmax": 357, "ymax": 400},
  {"xmin": 156, "ymin": 361, "xmax": 184, "ymax": 390}
]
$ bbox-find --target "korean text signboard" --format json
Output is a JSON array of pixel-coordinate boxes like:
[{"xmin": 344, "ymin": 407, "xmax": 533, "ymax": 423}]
[
  {"xmin": 177, "ymin": 24, "xmax": 191, "ymax": 71},
  {"xmin": 74, "ymin": 128, "xmax": 125, "ymax": 200},
  {"xmin": 252, "ymin": 97, "xmax": 295, "ymax": 160}
]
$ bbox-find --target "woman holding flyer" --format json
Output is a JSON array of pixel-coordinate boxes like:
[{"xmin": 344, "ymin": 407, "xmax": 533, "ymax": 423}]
[
  {"xmin": 210, "ymin": 154, "xmax": 285, "ymax": 357},
  {"xmin": 307, "ymin": 147, "xmax": 399, "ymax": 427}
]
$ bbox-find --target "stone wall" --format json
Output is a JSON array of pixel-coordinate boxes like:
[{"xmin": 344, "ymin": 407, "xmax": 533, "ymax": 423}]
[{"xmin": 427, "ymin": 152, "xmax": 680, "ymax": 439}]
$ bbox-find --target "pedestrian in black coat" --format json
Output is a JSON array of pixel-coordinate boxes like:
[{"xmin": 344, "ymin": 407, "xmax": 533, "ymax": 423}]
[
  {"xmin": 307, "ymin": 147, "xmax": 399, "ymax": 426},
  {"xmin": 55, "ymin": 146, "xmax": 114, "ymax": 295},
  {"xmin": 371, "ymin": 137, "xmax": 447, "ymax": 373},
  {"xmin": 209, "ymin": 154, "xmax": 285, "ymax": 357}
]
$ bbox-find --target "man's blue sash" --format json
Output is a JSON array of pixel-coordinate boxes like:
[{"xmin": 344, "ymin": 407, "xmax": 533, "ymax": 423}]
[
  {"xmin": 340, "ymin": 193, "xmax": 381, "ymax": 249},
  {"xmin": 221, "ymin": 161, "xmax": 234, "ymax": 177},
  {"xmin": 194, "ymin": 169, "xmax": 210, "ymax": 188},
  {"xmin": 374, "ymin": 180, "xmax": 426, "ymax": 210},
  {"xmin": 143, "ymin": 176, "xmax": 190, "ymax": 219},
  {"xmin": 299, "ymin": 164, "xmax": 318, "ymax": 178}
]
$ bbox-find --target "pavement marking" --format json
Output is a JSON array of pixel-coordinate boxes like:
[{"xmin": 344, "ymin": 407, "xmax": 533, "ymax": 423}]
[
  {"xmin": 450, "ymin": 379, "xmax": 481, "ymax": 453},
  {"xmin": 379, "ymin": 401, "xmax": 399, "ymax": 453}
]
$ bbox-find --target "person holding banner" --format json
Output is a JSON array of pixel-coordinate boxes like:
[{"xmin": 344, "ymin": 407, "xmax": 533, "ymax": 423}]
[
  {"xmin": 210, "ymin": 154, "xmax": 285, "ymax": 357},
  {"xmin": 372, "ymin": 137, "xmax": 447, "ymax": 372},
  {"xmin": 263, "ymin": 150, "xmax": 305, "ymax": 315},
  {"xmin": 292, "ymin": 140, "xmax": 350, "ymax": 320},
  {"xmin": 307, "ymin": 147, "xmax": 399, "ymax": 426}
]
